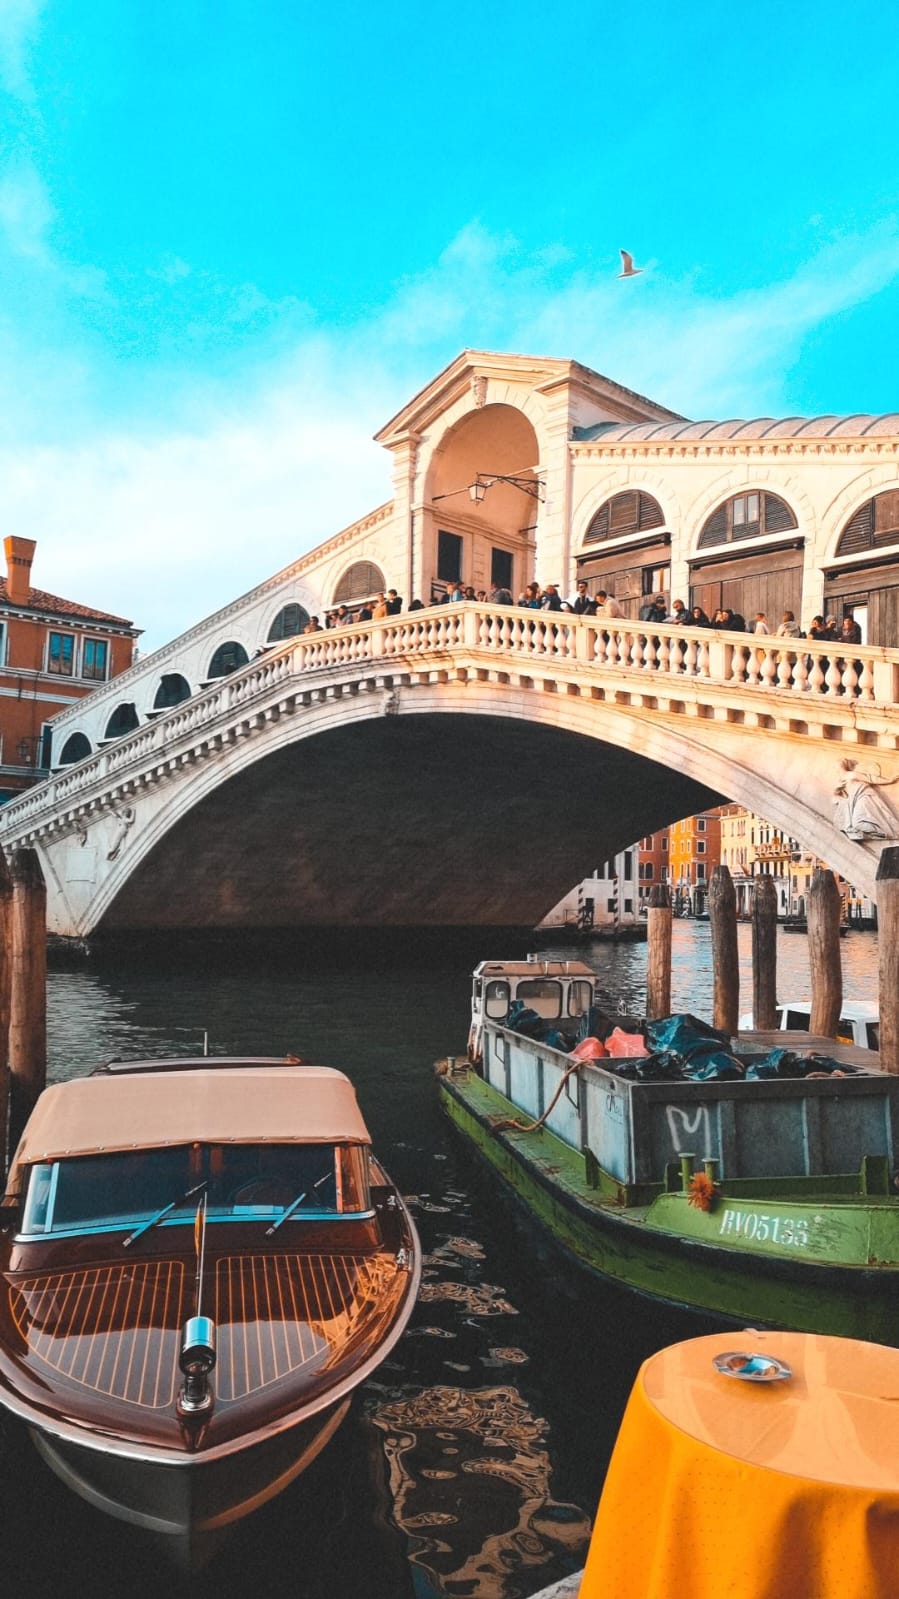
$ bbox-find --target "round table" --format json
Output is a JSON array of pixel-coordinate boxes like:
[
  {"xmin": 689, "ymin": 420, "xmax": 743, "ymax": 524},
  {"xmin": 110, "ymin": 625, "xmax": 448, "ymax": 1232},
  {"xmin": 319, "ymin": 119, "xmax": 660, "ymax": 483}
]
[{"xmin": 580, "ymin": 1330, "xmax": 899, "ymax": 1599}]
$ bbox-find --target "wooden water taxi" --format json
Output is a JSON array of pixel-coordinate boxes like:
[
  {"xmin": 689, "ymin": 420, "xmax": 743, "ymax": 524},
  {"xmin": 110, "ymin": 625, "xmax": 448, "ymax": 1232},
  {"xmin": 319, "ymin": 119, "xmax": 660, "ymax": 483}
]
[
  {"xmin": 0, "ymin": 1057, "xmax": 420, "ymax": 1563},
  {"xmin": 440, "ymin": 959, "xmax": 899, "ymax": 1344}
]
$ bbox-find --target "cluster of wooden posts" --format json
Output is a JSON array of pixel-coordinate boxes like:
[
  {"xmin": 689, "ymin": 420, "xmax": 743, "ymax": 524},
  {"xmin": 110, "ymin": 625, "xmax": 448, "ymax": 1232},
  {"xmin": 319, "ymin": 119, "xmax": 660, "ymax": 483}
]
[
  {"xmin": 646, "ymin": 850, "xmax": 898, "ymax": 1073},
  {"xmin": 0, "ymin": 848, "xmax": 46, "ymax": 1176}
]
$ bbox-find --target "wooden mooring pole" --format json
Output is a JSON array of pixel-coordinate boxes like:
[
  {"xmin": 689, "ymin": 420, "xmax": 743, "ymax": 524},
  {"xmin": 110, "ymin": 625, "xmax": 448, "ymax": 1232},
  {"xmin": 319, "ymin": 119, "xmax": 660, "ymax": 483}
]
[
  {"xmin": 0, "ymin": 851, "xmax": 12, "ymax": 1175},
  {"xmin": 876, "ymin": 847, "xmax": 899, "ymax": 1074},
  {"xmin": 7, "ymin": 848, "xmax": 47, "ymax": 1160},
  {"xmin": 646, "ymin": 883, "xmax": 672, "ymax": 1019},
  {"xmin": 709, "ymin": 864, "xmax": 739, "ymax": 1034},
  {"xmin": 807, "ymin": 867, "xmax": 842, "ymax": 1040},
  {"xmin": 751, "ymin": 874, "xmax": 778, "ymax": 1030}
]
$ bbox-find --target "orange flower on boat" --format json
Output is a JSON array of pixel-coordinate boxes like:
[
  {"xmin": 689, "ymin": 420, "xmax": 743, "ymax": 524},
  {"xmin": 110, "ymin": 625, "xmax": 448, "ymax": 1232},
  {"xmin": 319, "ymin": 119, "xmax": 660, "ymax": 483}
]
[{"xmin": 687, "ymin": 1172, "xmax": 719, "ymax": 1212}]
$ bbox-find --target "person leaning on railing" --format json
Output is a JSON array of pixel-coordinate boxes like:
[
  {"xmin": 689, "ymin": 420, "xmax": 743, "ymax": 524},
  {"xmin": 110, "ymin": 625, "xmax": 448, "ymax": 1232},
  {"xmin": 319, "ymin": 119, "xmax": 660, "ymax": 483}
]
[{"xmin": 594, "ymin": 589, "xmax": 623, "ymax": 619}]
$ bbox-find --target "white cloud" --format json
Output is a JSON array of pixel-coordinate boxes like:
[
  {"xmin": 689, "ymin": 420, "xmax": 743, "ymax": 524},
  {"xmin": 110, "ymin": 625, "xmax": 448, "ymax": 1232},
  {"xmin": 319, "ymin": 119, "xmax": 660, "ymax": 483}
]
[
  {"xmin": 0, "ymin": 219, "xmax": 898, "ymax": 654},
  {"xmin": 0, "ymin": 0, "xmax": 45, "ymax": 101},
  {"xmin": 0, "ymin": 153, "xmax": 53, "ymax": 259}
]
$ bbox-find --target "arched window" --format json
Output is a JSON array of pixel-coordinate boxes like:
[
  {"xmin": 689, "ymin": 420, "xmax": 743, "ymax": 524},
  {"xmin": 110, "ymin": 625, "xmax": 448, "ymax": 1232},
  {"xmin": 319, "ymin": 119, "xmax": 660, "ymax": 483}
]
[
  {"xmin": 268, "ymin": 603, "xmax": 310, "ymax": 642},
  {"xmin": 207, "ymin": 641, "xmax": 249, "ymax": 679},
  {"xmin": 58, "ymin": 732, "xmax": 92, "ymax": 766},
  {"xmin": 104, "ymin": 703, "xmax": 139, "ymax": 740},
  {"xmin": 698, "ymin": 492, "xmax": 797, "ymax": 548},
  {"xmin": 153, "ymin": 673, "xmax": 192, "ymax": 710},
  {"xmin": 583, "ymin": 491, "xmax": 665, "ymax": 545},
  {"xmin": 836, "ymin": 490, "xmax": 899, "ymax": 557},
  {"xmin": 333, "ymin": 561, "xmax": 386, "ymax": 602}
]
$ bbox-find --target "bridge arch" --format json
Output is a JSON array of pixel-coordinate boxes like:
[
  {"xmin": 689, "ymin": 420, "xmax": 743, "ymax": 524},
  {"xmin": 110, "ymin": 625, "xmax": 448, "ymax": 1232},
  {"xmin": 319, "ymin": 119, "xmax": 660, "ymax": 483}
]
[
  {"xmin": 80, "ymin": 677, "xmax": 880, "ymax": 937},
  {"xmin": 424, "ymin": 403, "xmax": 543, "ymax": 599}
]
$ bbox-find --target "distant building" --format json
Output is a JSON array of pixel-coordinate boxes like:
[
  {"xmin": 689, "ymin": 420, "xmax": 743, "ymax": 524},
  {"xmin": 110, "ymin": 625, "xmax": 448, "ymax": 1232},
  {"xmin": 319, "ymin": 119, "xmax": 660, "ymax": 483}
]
[
  {"xmin": 665, "ymin": 809, "xmax": 723, "ymax": 915},
  {"xmin": 718, "ymin": 804, "xmax": 876, "ymax": 925},
  {"xmin": 536, "ymin": 848, "xmax": 642, "ymax": 935},
  {"xmin": 637, "ymin": 829, "xmax": 669, "ymax": 902},
  {"xmin": 0, "ymin": 537, "xmax": 139, "ymax": 800}
]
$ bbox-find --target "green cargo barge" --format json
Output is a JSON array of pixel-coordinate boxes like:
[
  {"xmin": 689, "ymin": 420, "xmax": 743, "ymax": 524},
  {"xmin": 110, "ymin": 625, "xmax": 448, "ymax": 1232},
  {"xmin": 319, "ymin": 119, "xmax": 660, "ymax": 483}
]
[{"xmin": 439, "ymin": 960, "xmax": 899, "ymax": 1344}]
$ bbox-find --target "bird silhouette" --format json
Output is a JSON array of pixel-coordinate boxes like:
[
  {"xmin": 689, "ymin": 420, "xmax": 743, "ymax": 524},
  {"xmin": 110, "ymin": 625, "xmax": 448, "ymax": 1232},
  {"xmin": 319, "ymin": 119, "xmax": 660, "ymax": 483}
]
[{"xmin": 618, "ymin": 249, "xmax": 643, "ymax": 278}]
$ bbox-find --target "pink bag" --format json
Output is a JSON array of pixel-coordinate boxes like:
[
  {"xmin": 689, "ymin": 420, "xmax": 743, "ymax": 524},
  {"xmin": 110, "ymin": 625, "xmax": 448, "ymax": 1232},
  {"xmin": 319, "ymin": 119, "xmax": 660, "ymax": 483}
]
[
  {"xmin": 569, "ymin": 1036, "xmax": 608, "ymax": 1060},
  {"xmin": 604, "ymin": 1027, "xmax": 647, "ymax": 1057}
]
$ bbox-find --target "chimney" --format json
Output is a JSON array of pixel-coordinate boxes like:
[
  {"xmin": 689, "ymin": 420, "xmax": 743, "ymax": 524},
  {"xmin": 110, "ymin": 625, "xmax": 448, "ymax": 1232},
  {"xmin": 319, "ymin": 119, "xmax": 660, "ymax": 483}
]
[{"xmin": 4, "ymin": 537, "xmax": 36, "ymax": 605}]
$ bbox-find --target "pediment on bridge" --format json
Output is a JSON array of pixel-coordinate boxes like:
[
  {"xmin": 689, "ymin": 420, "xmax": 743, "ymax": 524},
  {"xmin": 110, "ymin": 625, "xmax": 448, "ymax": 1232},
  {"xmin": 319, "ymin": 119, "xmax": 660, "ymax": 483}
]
[{"xmin": 374, "ymin": 349, "xmax": 683, "ymax": 446}]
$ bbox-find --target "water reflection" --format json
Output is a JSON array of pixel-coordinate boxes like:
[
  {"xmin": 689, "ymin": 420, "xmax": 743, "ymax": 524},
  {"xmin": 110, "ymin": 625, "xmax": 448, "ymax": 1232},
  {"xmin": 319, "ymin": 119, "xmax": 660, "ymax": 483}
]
[{"xmin": 371, "ymin": 1384, "xmax": 590, "ymax": 1599}]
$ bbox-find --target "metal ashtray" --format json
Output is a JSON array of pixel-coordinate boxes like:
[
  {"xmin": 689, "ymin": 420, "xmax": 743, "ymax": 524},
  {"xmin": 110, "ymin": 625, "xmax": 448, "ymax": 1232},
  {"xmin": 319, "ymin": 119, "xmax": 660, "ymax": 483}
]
[{"xmin": 713, "ymin": 1350, "xmax": 792, "ymax": 1383}]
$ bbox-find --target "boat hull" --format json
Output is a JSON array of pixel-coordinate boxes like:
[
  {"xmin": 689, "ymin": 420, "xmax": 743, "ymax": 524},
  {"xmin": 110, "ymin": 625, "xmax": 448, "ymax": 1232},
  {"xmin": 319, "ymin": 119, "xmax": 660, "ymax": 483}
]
[
  {"xmin": 29, "ymin": 1397, "xmax": 350, "ymax": 1565},
  {"xmin": 440, "ymin": 1069, "xmax": 899, "ymax": 1345}
]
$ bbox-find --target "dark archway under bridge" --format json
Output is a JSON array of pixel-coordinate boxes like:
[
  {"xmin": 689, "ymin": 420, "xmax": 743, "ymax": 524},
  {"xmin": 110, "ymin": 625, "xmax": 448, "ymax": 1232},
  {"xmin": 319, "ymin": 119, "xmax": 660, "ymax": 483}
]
[{"xmin": 96, "ymin": 715, "xmax": 723, "ymax": 933}]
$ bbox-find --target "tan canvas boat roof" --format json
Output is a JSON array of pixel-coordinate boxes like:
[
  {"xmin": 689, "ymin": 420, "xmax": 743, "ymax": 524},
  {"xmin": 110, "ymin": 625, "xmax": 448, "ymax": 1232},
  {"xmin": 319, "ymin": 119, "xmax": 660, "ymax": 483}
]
[{"xmin": 5, "ymin": 1065, "xmax": 370, "ymax": 1197}]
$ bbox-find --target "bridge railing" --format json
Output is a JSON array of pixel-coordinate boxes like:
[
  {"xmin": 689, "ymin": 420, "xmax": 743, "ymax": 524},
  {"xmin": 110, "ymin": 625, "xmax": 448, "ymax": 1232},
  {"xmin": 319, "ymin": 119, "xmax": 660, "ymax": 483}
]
[
  {"xmin": 296, "ymin": 605, "xmax": 899, "ymax": 703},
  {"xmin": 3, "ymin": 605, "xmax": 899, "ymax": 836}
]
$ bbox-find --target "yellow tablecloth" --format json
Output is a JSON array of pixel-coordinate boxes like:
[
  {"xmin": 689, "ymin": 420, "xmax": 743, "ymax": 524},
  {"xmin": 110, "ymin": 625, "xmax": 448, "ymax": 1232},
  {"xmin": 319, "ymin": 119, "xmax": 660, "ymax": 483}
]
[{"xmin": 580, "ymin": 1330, "xmax": 899, "ymax": 1599}]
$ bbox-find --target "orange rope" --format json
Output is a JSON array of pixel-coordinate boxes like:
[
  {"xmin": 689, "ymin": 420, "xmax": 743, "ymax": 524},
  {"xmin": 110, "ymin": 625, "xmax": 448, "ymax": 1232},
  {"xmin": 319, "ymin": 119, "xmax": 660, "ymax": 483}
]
[{"xmin": 489, "ymin": 1058, "xmax": 582, "ymax": 1136}]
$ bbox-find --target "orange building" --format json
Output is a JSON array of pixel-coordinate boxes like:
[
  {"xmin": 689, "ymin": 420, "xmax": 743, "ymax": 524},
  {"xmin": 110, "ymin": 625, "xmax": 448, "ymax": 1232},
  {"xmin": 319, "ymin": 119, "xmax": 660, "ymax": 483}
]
[
  {"xmin": 637, "ymin": 830, "xmax": 670, "ymax": 902},
  {"xmin": 638, "ymin": 809, "xmax": 724, "ymax": 915},
  {"xmin": 0, "ymin": 537, "xmax": 139, "ymax": 800}
]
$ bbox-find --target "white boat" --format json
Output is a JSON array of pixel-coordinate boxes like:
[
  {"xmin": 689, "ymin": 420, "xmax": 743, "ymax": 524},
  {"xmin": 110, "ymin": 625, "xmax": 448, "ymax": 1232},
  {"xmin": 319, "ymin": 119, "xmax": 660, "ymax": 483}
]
[
  {"xmin": 0, "ymin": 1057, "xmax": 420, "ymax": 1565},
  {"xmin": 737, "ymin": 1000, "xmax": 879, "ymax": 1052}
]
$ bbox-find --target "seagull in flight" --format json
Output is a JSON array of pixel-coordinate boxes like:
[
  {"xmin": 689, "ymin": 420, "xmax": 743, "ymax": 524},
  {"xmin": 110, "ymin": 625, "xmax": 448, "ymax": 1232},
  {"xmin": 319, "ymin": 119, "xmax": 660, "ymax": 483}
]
[{"xmin": 618, "ymin": 249, "xmax": 643, "ymax": 278}]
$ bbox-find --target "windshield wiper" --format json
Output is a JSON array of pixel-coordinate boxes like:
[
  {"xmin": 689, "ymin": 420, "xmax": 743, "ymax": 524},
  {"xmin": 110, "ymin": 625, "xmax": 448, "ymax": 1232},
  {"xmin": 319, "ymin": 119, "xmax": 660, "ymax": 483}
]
[
  {"xmin": 265, "ymin": 1172, "xmax": 332, "ymax": 1236},
  {"xmin": 122, "ymin": 1180, "xmax": 207, "ymax": 1248}
]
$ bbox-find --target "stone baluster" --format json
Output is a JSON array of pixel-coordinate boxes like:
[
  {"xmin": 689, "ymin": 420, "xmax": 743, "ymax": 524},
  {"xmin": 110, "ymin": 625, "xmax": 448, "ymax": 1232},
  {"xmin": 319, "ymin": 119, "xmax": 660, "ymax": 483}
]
[
  {"xmin": 858, "ymin": 657, "xmax": 875, "ymax": 702},
  {"xmin": 760, "ymin": 649, "xmax": 778, "ymax": 692}
]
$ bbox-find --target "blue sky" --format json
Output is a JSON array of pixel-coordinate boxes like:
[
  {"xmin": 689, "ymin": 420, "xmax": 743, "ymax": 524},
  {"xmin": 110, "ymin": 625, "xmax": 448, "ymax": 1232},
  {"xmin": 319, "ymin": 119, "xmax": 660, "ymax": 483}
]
[{"xmin": 1, "ymin": 0, "xmax": 898, "ymax": 648}]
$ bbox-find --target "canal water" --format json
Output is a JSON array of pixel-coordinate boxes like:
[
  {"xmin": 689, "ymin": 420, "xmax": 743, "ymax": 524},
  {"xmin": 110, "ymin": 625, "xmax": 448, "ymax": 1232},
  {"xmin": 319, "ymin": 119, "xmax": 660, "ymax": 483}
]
[{"xmin": 0, "ymin": 924, "xmax": 878, "ymax": 1599}]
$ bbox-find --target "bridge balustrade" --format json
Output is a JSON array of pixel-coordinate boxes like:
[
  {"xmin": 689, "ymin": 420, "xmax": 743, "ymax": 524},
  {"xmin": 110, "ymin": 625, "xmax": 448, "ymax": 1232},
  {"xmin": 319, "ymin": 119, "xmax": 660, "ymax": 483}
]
[{"xmin": 3, "ymin": 603, "xmax": 899, "ymax": 842}]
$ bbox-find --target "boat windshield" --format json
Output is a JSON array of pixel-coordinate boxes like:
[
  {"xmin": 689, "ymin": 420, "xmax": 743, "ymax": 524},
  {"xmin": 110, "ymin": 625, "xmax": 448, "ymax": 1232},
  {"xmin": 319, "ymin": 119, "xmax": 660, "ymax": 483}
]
[{"xmin": 20, "ymin": 1142, "xmax": 371, "ymax": 1237}]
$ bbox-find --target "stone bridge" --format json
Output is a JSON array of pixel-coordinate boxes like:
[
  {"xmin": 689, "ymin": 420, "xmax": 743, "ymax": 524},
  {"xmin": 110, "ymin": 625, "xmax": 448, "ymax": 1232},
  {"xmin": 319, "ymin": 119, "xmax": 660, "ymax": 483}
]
[{"xmin": 1, "ymin": 605, "xmax": 898, "ymax": 937}]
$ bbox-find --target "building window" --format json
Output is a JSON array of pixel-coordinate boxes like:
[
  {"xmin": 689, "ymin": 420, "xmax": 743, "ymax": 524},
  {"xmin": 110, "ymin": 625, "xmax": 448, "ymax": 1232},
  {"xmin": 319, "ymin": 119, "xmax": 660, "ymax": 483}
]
[
  {"xmin": 268, "ymin": 603, "xmax": 310, "ymax": 642},
  {"xmin": 696, "ymin": 862, "xmax": 706, "ymax": 879},
  {"xmin": 153, "ymin": 673, "xmax": 192, "ymax": 710},
  {"xmin": 48, "ymin": 632, "xmax": 75, "ymax": 676},
  {"xmin": 835, "ymin": 491, "xmax": 899, "ymax": 557},
  {"xmin": 491, "ymin": 547, "xmax": 513, "ymax": 590},
  {"xmin": 584, "ymin": 491, "xmax": 665, "ymax": 545},
  {"xmin": 82, "ymin": 638, "xmax": 109, "ymax": 681},
  {"xmin": 698, "ymin": 492, "xmax": 797, "ymax": 549},
  {"xmin": 104, "ymin": 703, "xmax": 139, "ymax": 740},
  {"xmin": 697, "ymin": 840, "xmax": 706, "ymax": 854},
  {"xmin": 58, "ymin": 732, "xmax": 92, "ymax": 766},
  {"xmin": 697, "ymin": 817, "xmax": 706, "ymax": 832},
  {"xmin": 334, "ymin": 561, "xmax": 386, "ymax": 603},
  {"xmin": 207, "ymin": 641, "xmax": 249, "ymax": 679},
  {"xmin": 642, "ymin": 564, "xmax": 670, "ymax": 596},
  {"xmin": 661, "ymin": 837, "xmax": 668, "ymax": 851},
  {"xmin": 0, "ymin": 622, "xmax": 6, "ymax": 666},
  {"xmin": 437, "ymin": 530, "xmax": 463, "ymax": 583}
]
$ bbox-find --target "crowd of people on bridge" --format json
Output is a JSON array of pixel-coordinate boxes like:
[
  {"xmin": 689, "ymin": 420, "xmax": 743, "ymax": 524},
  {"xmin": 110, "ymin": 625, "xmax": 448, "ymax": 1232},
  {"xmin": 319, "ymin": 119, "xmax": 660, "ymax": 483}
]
[{"xmin": 310, "ymin": 584, "xmax": 864, "ymax": 653}]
